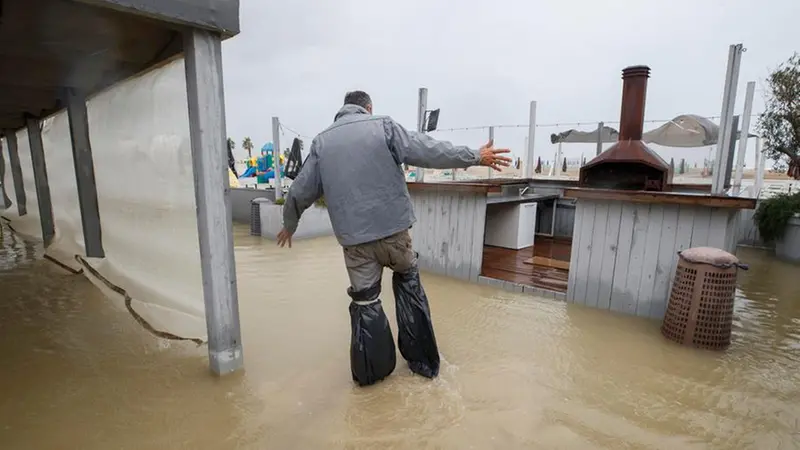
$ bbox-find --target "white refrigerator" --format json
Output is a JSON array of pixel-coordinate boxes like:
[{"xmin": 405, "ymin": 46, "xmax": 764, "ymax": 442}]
[{"xmin": 484, "ymin": 202, "xmax": 537, "ymax": 250}]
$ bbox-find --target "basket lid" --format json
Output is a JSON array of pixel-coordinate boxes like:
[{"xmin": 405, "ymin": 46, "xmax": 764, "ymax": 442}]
[{"xmin": 678, "ymin": 247, "xmax": 739, "ymax": 268}]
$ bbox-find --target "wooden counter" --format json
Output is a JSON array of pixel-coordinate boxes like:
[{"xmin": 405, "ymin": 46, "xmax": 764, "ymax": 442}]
[
  {"xmin": 565, "ymin": 187, "xmax": 756, "ymax": 321},
  {"xmin": 563, "ymin": 187, "xmax": 757, "ymax": 210},
  {"xmin": 406, "ymin": 181, "xmax": 501, "ymax": 194}
]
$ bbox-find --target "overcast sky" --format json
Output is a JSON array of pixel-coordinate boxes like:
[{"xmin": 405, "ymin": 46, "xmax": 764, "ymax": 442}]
[{"xmin": 221, "ymin": 0, "xmax": 798, "ymax": 166}]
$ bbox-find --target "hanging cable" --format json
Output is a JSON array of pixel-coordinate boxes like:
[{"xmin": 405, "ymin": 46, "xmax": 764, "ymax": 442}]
[
  {"xmin": 430, "ymin": 113, "xmax": 761, "ymax": 133},
  {"xmin": 279, "ymin": 122, "xmax": 311, "ymax": 140}
]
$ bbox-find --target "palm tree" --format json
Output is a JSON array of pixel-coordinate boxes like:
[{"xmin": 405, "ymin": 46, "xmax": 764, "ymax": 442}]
[{"xmin": 242, "ymin": 137, "xmax": 254, "ymax": 159}]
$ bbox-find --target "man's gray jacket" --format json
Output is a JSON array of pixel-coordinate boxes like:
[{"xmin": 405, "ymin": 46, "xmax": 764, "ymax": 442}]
[{"xmin": 283, "ymin": 104, "xmax": 481, "ymax": 247}]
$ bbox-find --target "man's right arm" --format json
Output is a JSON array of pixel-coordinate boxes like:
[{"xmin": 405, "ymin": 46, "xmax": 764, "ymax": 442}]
[{"xmin": 383, "ymin": 118, "xmax": 480, "ymax": 169}]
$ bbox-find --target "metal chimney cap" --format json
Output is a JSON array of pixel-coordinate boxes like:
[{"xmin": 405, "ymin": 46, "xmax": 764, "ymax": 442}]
[{"xmin": 621, "ymin": 65, "xmax": 651, "ymax": 78}]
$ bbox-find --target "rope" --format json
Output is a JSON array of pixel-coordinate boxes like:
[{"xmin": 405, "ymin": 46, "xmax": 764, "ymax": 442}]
[
  {"xmin": 74, "ymin": 254, "xmax": 206, "ymax": 347},
  {"xmin": 1, "ymin": 215, "xmax": 204, "ymax": 346},
  {"xmin": 44, "ymin": 254, "xmax": 83, "ymax": 275}
]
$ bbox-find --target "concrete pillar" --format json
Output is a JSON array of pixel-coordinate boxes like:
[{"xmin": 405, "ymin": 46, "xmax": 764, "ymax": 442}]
[
  {"xmin": 183, "ymin": 28, "xmax": 244, "ymax": 376},
  {"xmin": 271, "ymin": 117, "xmax": 282, "ymax": 200},
  {"xmin": 3, "ymin": 131, "xmax": 26, "ymax": 216},
  {"xmin": 523, "ymin": 101, "xmax": 537, "ymax": 179},
  {"xmin": 26, "ymin": 116, "xmax": 55, "ymax": 247},
  {"xmin": 596, "ymin": 121, "xmax": 604, "ymax": 156},
  {"xmin": 487, "ymin": 126, "xmax": 495, "ymax": 179},
  {"xmin": 415, "ymin": 87, "xmax": 428, "ymax": 182},
  {"xmin": 66, "ymin": 89, "xmax": 105, "ymax": 258},
  {"xmin": 732, "ymin": 81, "xmax": 756, "ymax": 194},
  {"xmin": 712, "ymin": 44, "xmax": 744, "ymax": 194}
]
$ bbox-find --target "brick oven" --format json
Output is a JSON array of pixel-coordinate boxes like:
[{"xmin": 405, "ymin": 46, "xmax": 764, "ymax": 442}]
[{"xmin": 579, "ymin": 65, "xmax": 673, "ymax": 191}]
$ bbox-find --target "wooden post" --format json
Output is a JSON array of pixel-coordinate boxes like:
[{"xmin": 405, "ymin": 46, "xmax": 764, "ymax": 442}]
[
  {"xmin": 26, "ymin": 116, "xmax": 55, "ymax": 247},
  {"xmin": 183, "ymin": 28, "xmax": 243, "ymax": 376},
  {"xmin": 4, "ymin": 131, "xmax": 26, "ymax": 216},
  {"xmin": 524, "ymin": 101, "xmax": 537, "ymax": 179},
  {"xmin": 66, "ymin": 89, "xmax": 105, "ymax": 258},
  {"xmin": 271, "ymin": 117, "xmax": 283, "ymax": 200}
]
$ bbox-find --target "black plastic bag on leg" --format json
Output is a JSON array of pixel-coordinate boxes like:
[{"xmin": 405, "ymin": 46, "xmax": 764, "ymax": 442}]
[
  {"xmin": 348, "ymin": 283, "xmax": 396, "ymax": 386},
  {"xmin": 392, "ymin": 267, "xmax": 440, "ymax": 378}
]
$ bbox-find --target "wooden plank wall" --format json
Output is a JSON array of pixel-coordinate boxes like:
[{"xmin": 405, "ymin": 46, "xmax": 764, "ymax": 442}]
[
  {"xmin": 408, "ymin": 190, "xmax": 487, "ymax": 282},
  {"xmin": 567, "ymin": 199, "xmax": 738, "ymax": 320}
]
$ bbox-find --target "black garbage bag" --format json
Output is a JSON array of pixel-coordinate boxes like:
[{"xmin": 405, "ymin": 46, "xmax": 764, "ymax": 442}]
[
  {"xmin": 348, "ymin": 284, "xmax": 396, "ymax": 386},
  {"xmin": 392, "ymin": 267, "xmax": 440, "ymax": 378}
]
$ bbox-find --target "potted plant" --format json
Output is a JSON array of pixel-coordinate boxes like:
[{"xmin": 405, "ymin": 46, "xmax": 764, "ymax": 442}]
[
  {"xmin": 754, "ymin": 191, "xmax": 800, "ymax": 262},
  {"xmin": 259, "ymin": 196, "xmax": 333, "ymax": 241}
]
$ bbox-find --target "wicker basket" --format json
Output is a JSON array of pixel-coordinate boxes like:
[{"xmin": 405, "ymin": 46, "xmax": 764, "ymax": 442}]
[{"xmin": 661, "ymin": 247, "xmax": 746, "ymax": 350}]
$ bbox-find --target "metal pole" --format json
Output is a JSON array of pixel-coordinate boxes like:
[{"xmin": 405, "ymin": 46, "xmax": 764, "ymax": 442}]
[
  {"xmin": 755, "ymin": 137, "xmax": 765, "ymax": 196},
  {"xmin": 723, "ymin": 115, "xmax": 739, "ymax": 192},
  {"xmin": 183, "ymin": 28, "xmax": 243, "ymax": 376},
  {"xmin": 487, "ymin": 126, "xmax": 495, "ymax": 179},
  {"xmin": 66, "ymin": 89, "xmax": 105, "ymax": 258},
  {"xmin": 271, "ymin": 117, "xmax": 283, "ymax": 200},
  {"xmin": 712, "ymin": 44, "xmax": 744, "ymax": 194},
  {"xmin": 524, "ymin": 101, "xmax": 537, "ymax": 179},
  {"xmin": 732, "ymin": 81, "xmax": 756, "ymax": 194},
  {"xmin": 415, "ymin": 88, "xmax": 428, "ymax": 182},
  {"xmin": 596, "ymin": 121, "xmax": 604, "ymax": 156}
]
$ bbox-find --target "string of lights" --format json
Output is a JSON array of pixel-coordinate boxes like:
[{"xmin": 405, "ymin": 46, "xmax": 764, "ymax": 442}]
[{"xmin": 431, "ymin": 114, "xmax": 762, "ymax": 133}]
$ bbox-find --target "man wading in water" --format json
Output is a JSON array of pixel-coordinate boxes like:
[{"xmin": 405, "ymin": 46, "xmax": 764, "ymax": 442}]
[{"xmin": 277, "ymin": 91, "xmax": 511, "ymax": 386}]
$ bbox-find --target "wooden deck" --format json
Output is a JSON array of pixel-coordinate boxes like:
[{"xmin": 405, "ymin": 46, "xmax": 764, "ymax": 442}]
[{"xmin": 481, "ymin": 237, "xmax": 571, "ymax": 293}]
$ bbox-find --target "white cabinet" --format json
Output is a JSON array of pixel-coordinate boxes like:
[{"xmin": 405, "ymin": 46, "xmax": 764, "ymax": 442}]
[{"xmin": 484, "ymin": 202, "xmax": 537, "ymax": 250}]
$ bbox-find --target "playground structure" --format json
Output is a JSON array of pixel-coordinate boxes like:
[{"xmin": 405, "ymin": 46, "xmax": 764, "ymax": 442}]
[{"xmin": 239, "ymin": 142, "xmax": 285, "ymax": 181}]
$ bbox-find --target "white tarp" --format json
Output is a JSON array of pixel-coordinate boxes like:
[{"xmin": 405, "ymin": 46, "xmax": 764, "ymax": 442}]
[
  {"xmin": 550, "ymin": 126, "xmax": 620, "ymax": 144},
  {"xmin": 550, "ymin": 114, "xmax": 760, "ymax": 148},
  {"xmin": 0, "ymin": 59, "xmax": 206, "ymax": 340}
]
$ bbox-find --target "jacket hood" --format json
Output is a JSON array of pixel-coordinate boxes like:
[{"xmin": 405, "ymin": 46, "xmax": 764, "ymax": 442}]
[{"xmin": 334, "ymin": 104, "xmax": 369, "ymax": 121}]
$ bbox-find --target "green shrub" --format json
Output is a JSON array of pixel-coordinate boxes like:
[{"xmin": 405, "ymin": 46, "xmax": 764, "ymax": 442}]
[
  {"xmin": 754, "ymin": 191, "xmax": 800, "ymax": 242},
  {"xmin": 274, "ymin": 197, "xmax": 285, "ymax": 205},
  {"xmin": 314, "ymin": 197, "xmax": 327, "ymax": 208}
]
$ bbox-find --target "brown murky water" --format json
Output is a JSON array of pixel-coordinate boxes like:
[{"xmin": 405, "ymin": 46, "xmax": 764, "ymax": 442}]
[{"xmin": 1, "ymin": 223, "xmax": 799, "ymax": 449}]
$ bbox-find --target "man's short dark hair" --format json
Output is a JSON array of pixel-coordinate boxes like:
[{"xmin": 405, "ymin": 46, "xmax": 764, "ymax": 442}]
[{"xmin": 344, "ymin": 90, "xmax": 372, "ymax": 110}]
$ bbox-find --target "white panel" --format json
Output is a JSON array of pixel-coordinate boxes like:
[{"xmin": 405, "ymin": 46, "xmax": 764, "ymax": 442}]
[
  {"xmin": 597, "ymin": 202, "xmax": 622, "ymax": 310},
  {"xmin": 650, "ymin": 205, "xmax": 679, "ymax": 319},
  {"xmin": 584, "ymin": 202, "xmax": 609, "ymax": 308},
  {"xmin": 571, "ymin": 200, "xmax": 597, "ymax": 305},
  {"xmin": 636, "ymin": 204, "xmax": 663, "ymax": 317},
  {"xmin": 624, "ymin": 203, "xmax": 650, "ymax": 315},
  {"xmin": 609, "ymin": 203, "xmax": 636, "ymax": 314}
]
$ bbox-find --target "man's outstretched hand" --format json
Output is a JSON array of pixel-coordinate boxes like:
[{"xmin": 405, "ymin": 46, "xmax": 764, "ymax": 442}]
[
  {"xmin": 277, "ymin": 227, "xmax": 293, "ymax": 248},
  {"xmin": 478, "ymin": 140, "xmax": 512, "ymax": 171}
]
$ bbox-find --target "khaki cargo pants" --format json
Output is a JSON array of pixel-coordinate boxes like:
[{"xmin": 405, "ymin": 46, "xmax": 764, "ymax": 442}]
[{"xmin": 342, "ymin": 229, "xmax": 417, "ymax": 297}]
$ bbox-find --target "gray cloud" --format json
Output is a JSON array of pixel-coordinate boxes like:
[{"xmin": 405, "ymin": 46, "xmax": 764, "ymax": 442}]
[{"xmin": 221, "ymin": 0, "xmax": 799, "ymax": 166}]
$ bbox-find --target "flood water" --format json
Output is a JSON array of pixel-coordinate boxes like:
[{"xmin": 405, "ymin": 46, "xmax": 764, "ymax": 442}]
[{"xmin": 1, "ymin": 223, "xmax": 799, "ymax": 449}]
